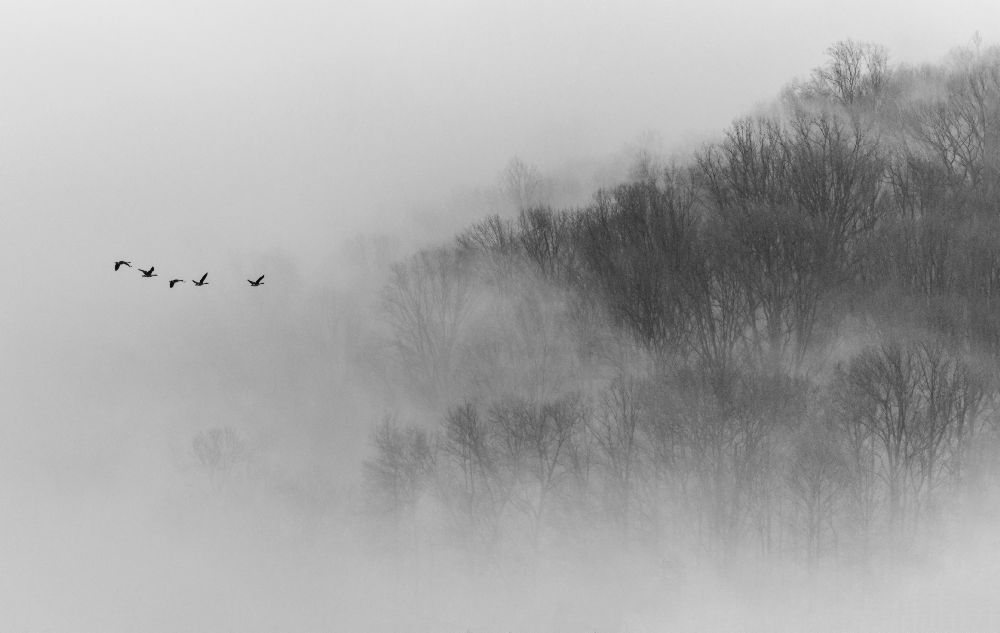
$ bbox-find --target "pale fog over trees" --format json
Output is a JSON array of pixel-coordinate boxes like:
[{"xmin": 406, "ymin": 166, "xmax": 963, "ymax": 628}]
[
  {"xmin": 362, "ymin": 40, "xmax": 1000, "ymax": 629},
  {"xmin": 9, "ymin": 19, "xmax": 1000, "ymax": 631}
]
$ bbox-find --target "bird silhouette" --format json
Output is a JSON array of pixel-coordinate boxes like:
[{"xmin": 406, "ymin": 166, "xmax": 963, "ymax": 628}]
[
  {"xmin": 114, "ymin": 260, "xmax": 132, "ymax": 271},
  {"xmin": 247, "ymin": 275, "xmax": 265, "ymax": 287},
  {"xmin": 192, "ymin": 273, "xmax": 209, "ymax": 286},
  {"xmin": 138, "ymin": 266, "xmax": 157, "ymax": 277},
  {"xmin": 169, "ymin": 279, "xmax": 184, "ymax": 288}
]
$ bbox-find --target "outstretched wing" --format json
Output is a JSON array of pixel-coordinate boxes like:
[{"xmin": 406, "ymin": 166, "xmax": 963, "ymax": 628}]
[
  {"xmin": 199, "ymin": 273, "xmax": 208, "ymax": 283},
  {"xmin": 255, "ymin": 275, "xmax": 265, "ymax": 284},
  {"xmin": 149, "ymin": 266, "xmax": 155, "ymax": 274},
  {"xmin": 115, "ymin": 262, "xmax": 121, "ymax": 271}
]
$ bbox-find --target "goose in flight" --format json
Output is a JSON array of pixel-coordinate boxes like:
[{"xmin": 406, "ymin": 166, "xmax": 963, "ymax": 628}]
[
  {"xmin": 138, "ymin": 266, "xmax": 157, "ymax": 278},
  {"xmin": 247, "ymin": 275, "xmax": 264, "ymax": 287},
  {"xmin": 114, "ymin": 260, "xmax": 132, "ymax": 271},
  {"xmin": 169, "ymin": 279, "xmax": 184, "ymax": 288},
  {"xmin": 192, "ymin": 273, "xmax": 209, "ymax": 287}
]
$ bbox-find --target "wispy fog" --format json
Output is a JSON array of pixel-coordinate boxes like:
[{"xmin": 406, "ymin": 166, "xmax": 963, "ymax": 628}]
[{"xmin": 4, "ymin": 1, "xmax": 1000, "ymax": 631}]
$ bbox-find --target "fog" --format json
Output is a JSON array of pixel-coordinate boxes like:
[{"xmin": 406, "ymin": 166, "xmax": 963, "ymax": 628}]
[{"xmin": 5, "ymin": 1, "xmax": 1000, "ymax": 631}]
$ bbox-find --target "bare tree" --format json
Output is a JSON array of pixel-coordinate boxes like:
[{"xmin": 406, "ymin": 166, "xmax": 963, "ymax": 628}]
[
  {"xmin": 439, "ymin": 402, "xmax": 511, "ymax": 550},
  {"xmin": 489, "ymin": 394, "xmax": 583, "ymax": 552},
  {"xmin": 786, "ymin": 406, "xmax": 847, "ymax": 565},
  {"xmin": 837, "ymin": 340, "xmax": 922, "ymax": 535},
  {"xmin": 517, "ymin": 207, "xmax": 579, "ymax": 285},
  {"xmin": 499, "ymin": 156, "xmax": 551, "ymax": 211},
  {"xmin": 902, "ymin": 46, "xmax": 1000, "ymax": 202},
  {"xmin": 833, "ymin": 337, "xmax": 988, "ymax": 541},
  {"xmin": 363, "ymin": 416, "xmax": 434, "ymax": 533},
  {"xmin": 382, "ymin": 247, "xmax": 476, "ymax": 408},
  {"xmin": 784, "ymin": 108, "xmax": 888, "ymax": 270},
  {"xmin": 807, "ymin": 40, "xmax": 891, "ymax": 108},
  {"xmin": 576, "ymin": 180, "xmax": 699, "ymax": 357},
  {"xmin": 696, "ymin": 112, "xmax": 882, "ymax": 371},
  {"xmin": 193, "ymin": 426, "xmax": 247, "ymax": 482},
  {"xmin": 590, "ymin": 373, "xmax": 643, "ymax": 536}
]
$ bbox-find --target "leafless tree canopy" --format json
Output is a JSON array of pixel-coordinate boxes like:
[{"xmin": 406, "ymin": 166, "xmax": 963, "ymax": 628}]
[{"xmin": 363, "ymin": 40, "xmax": 1000, "ymax": 573}]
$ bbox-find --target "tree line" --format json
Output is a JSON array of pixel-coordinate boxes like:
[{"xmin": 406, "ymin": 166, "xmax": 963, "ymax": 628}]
[{"xmin": 364, "ymin": 39, "xmax": 1000, "ymax": 570}]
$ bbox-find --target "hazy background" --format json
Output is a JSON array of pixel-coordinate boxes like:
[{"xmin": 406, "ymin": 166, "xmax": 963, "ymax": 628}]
[{"xmin": 3, "ymin": 0, "xmax": 1000, "ymax": 630}]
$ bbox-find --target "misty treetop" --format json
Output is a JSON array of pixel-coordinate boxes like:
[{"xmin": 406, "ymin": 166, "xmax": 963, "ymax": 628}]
[{"xmin": 365, "ymin": 39, "xmax": 1000, "ymax": 569}]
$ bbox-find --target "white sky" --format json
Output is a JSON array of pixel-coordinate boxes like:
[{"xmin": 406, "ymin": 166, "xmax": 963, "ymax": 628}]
[
  {"xmin": 1, "ymin": 0, "xmax": 997, "ymax": 257},
  {"xmin": 1, "ymin": 0, "xmax": 998, "ymax": 414}
]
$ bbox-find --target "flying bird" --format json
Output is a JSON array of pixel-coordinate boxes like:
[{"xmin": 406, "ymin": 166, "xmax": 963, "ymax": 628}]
[
  {"xmin": 192, "ymin": 273, "xmax": 209, "ymax": 286},
  {"xmin": 247, "ymin": 275, "xmax": 264, "ymax": 287},
  {"xmin": 169, "ymin": 279, "xmax": 184, "ymax": 288},
  {"xmin": 138, "ymin": 266, "xmax": 157, "ymax": 277},
  {"xmin": 114, "ymin": 260, "xmax": 131, "ymax": 271}
]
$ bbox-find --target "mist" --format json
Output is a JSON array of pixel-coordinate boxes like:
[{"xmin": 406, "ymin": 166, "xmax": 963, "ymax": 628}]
[{"xmin": 5, "ymin": 1, "xmax": 1000, "ymax": 631}]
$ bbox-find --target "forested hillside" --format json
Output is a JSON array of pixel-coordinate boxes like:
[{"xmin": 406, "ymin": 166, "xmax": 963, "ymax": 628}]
[{"xmin": 364, "ymin": 40, "xmax": 1000, "ymax": 571}]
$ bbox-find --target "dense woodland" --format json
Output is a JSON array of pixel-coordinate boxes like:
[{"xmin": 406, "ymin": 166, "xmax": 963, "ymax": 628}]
[{"xmin": 362, "ymin": 40, "xmax": 1000, "ymax": 571}]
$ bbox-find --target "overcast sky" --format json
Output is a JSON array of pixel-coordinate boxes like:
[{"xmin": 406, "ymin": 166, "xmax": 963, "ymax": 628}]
[
  {"xmin": 1, "ymin": 0, "xmax": 999, "ymax": 449},
  {"xmin": 0, "ymin": 0, "xmax": 996, "ymax": 394},
  {"xmin": 2, "ymin": 0, "xmax": 998, "ymax": 262}
]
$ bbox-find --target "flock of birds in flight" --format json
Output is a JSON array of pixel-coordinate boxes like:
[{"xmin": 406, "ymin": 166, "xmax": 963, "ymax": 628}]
[{"xmin": 114, "ymin": 261, "xmax": 264, "ymax": 287}]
